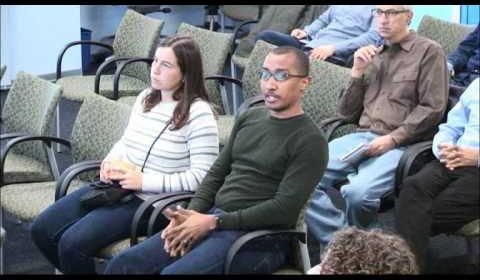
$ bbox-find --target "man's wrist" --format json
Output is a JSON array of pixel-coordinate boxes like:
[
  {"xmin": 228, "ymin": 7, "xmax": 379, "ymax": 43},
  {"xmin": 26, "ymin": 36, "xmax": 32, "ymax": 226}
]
[
  {"xmin": 351, "ymin": 67, "xmax": 366, "ymax": 78},
  {"xmin": 209, "ymin": 214, "xmax": 220, "ymax": 230}
]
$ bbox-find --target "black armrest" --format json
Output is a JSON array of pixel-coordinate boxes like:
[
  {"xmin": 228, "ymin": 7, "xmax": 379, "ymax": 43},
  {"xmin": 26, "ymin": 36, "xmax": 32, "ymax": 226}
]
[
  {"xmin": 57, "ymin": 40, "xmax": 113, "ymax": 80},
  {"xmin": 130, "ymin": 191, "xmax": 194, "ymax": 246},
  {"xmin": 394, "ymin": 140, "xmax": 434, "ymax": 196},
  {"xmin": 0, "ymin": 132, "xmax": 28, "ymax": 141},
  {"xmin": 205, "ymin": 75, "xmax": 243, "ymax": 110},
  {"xmin": 55, "ymin": 160, "xmax": 102, "ymax": 201},
  {"xmin": 205, "ymin": 74, "xmax": 243, "ymax": 88},
  {"xmin": 93, "ymin": 57, "xmax": 138, "ymax": 95},
  {"xmin": 236, "ymin": 95, "xmax": 264, "ymax": 117},
  {"xmin": 0, "ymin": 136, "xmax": 71, "ymax": 186},
  {"xmin": 318, "ymin": 116, "xmax": 350, "ymax": 141},
  {"xmin": 112, "ymin": 57, "xmax": 153, "ymax": 100},
  {"xmin": 231, "ymin": 20, "xmax": 259, "ymax": 54},
  {"xmin": 224, "ymin": 229, "xmax": 306, "ymax": 274}
]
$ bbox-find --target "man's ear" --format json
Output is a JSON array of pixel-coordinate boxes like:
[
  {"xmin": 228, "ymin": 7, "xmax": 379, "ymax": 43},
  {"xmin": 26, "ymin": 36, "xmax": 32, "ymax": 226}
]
[{"xmin": 301, "ymin": 76, "xmax": 312, "ymax": 92}]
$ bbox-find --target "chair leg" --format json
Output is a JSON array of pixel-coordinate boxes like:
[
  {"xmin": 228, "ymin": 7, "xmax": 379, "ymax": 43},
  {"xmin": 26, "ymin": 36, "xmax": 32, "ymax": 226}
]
[
  {"xmin": 231, "ymin": 60, "xmax": 238, "ymax": 114},
  {"xmin": 55, "ymin": 103, "xmax": 62, "ymax": 153}
]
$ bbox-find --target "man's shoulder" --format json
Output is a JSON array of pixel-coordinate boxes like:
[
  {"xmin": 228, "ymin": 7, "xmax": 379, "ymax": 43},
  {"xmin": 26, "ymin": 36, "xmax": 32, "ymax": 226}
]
[
  {"xmin": 412, "ymin": 33, "xmax": 444, "ymax": 53},
  {"xmin": 294, "ymin": 116, "xmax": 327, "ymax": 143}
]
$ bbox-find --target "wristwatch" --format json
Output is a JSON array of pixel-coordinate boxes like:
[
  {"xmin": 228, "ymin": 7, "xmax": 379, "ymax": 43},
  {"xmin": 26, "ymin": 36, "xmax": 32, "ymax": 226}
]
[{"xmin": 210, "ymin": 213, "xmax": 222, "ymax": 230}]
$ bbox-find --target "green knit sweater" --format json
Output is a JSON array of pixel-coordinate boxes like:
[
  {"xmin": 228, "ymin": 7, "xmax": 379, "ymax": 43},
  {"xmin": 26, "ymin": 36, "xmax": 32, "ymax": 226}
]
[{"xmin": 188, "ymin": 107, "xmax": 328, "ymax": 230}]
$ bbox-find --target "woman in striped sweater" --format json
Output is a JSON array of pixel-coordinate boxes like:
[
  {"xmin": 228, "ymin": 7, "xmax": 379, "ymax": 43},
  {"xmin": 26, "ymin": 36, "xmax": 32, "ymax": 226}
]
[{"xmin": 30, "ymin": 36, "xmax": 219, "ymax": 274}]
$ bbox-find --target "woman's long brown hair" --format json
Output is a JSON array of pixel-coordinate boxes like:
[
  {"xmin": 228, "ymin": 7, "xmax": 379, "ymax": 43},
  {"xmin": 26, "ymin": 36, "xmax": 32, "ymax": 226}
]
[{"xmin": 143, "ymin": 36, "xmax": 210, "ymax": 130}]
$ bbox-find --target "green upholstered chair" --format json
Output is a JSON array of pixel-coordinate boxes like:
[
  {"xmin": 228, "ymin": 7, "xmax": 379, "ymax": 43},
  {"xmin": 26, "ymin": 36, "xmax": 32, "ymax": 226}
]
[
  {"xmin": 417, "ymin": 15, "xmax": 475, "ymax": 56},
  {"xmin": 1, "ymin": 95, "xmax": 130, "ymax": 223},
  {"xmin": 54, "ymin": 10, "xmax": 163, "ymax": 151},
  {"xmin": 206, "ymin": 40, "xmax": 276, "ymax": 147},
  {"xmin": 56, "ymin": 9, "xmax": 164, "ymax": 102},
  {"xmin": 0, "ymin": 71, "xmax": 62, "ymax": 185},
  {"xmin": 176, "ymin": 23, "xmax": 234, "ymax": 115},
  {"xmin": 117, "ymin": 22, "xmax": 234, "ymax": 111}
]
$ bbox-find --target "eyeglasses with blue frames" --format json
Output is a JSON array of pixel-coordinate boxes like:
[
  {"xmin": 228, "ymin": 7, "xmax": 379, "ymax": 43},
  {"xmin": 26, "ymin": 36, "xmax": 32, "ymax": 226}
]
[
  {"xmin": 260, "ymin": 68, "xmax": 308, "ymax": 81},
  {"xmin": 371, "ymin": 8, "xmax": 410, "ymax": 18}
]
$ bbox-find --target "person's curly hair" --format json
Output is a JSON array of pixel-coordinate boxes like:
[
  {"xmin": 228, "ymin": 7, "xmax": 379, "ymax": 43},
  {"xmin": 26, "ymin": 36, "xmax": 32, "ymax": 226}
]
[{"xmin": 319, "ymin": 227, "xmax": 419, "ymax": 274}]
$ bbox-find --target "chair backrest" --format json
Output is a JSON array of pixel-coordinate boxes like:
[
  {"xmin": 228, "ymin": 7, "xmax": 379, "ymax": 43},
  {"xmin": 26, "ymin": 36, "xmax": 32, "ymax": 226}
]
[
  {"xmin": 1, "ymin": 71, "xmax": 62, "ymax": 162},
  {"xmin": 241, "ymin": 40, "xmax": 277, "ymax": 101},
  {"xmin": 70, "ymin": 94, "xmax": 131, "ymax": 165},
  {"xmin": 417, "ymin": 15, "xmax": 475, "ymax": 55},
  {"xmin": 222, "ymin": 5, "xmax": 266, "ymax": 21},
  {"xmin": 112, "ymin": 9, "xmax": 164, "ymax": 84},
  {"xmin": 302, "ymin": 59, "xmax": 351, "ymax": 126},
  {"xmin": 176, "ymin": 23, "xmax": 234, "ymax": 114}
]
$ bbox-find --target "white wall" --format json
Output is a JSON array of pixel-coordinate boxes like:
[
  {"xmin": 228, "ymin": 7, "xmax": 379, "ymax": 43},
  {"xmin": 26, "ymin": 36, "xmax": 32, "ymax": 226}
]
[
  {"xmin": 411, "ymin": 5, "xmax": 459, "ymax": 30},
  {"xmin": 1, "ymin": 5, "xmax": 81, "ymax": 86}
]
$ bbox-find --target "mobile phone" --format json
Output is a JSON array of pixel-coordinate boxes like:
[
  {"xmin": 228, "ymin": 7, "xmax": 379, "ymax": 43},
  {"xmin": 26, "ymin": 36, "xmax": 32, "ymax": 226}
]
[{"xmin": 339, "ymin": 143, "xmax": 368, "ymax": 162}]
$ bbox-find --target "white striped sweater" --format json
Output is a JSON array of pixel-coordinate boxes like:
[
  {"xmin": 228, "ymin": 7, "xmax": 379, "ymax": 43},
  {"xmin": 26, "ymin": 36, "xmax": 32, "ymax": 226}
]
[{"xmin": 106, "ymin": 89, "xmax": 219, "ymax": 200}]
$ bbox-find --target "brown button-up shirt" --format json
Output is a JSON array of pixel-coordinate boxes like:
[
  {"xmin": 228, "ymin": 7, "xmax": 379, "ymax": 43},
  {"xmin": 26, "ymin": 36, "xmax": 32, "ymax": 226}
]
[{"xmin": 338, "ymin": 31, "xmax": 448, "ymax": 146}]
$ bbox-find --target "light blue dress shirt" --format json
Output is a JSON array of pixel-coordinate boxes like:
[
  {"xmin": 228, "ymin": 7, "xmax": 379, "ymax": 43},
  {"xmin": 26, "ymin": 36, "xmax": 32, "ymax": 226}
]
[
  {"xmin": 432, "ymin": 78, "xmax": 479, "ymax": 165},
  {"xmin": 303, "ymin": 5, "xmax": 382, "ymax": 58}
]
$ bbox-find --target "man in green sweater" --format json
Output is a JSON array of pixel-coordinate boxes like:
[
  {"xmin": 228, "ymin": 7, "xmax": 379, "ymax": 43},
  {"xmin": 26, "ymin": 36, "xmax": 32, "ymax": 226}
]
[{"xmin": 104, "ymin": 46, "xmax": 328, "ymax": 274}]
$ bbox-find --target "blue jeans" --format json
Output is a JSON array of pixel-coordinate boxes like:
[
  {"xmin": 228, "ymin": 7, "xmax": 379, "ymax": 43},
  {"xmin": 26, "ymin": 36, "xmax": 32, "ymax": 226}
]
[
  {"xmin": 256, "ymin": 29, "xmax": 306, "ymax": 49},
  {"xmin": 306, "ymin": 132, "xmax": 405, "ymax": 245},
  {"xmin": 104, "ymin": 208, "xmax": 291, "ymax": 274},
  {"xmin": 30, "ymin": 186, "xmax": 156, "ymax": 274},
  {"xmin": 255, "ymin": 29, "xmax": 349, "ymax": 65}
]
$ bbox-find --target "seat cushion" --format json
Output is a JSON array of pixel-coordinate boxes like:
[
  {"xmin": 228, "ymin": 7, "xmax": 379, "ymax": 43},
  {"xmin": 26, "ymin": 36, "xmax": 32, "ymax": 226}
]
[
  {"xmin": 57, "ymin": 75, "xmax": 148, "ymax": 102},
  {"xmin": 1, "ymin": 180, "xmax": 84, "ymax": 222},
  {"xmin": 456, "ymin": 219, "xmax": 480, "ymax": 236},
  {"xmin": 117, "ymin": 96, "xmax": 137, "ymax": 107},
  {"xmin": 97, "ymin": 236, "xmax": 146, "ymax": 259},
  {"xmin": 273, "ymin": 266, "xmax": 303, "ymax": 274},
  {"xmin": 217, "ymin": 115, "xmax": 235, "ymax": 147},
  {"xmin": 3, "ymin": 152, "xmax": 52, "ymax": 184}
]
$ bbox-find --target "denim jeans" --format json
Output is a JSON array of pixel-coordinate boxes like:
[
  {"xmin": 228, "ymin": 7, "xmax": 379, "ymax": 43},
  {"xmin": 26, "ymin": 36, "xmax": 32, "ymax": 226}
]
[
  {"xmin": 255, "ymin": 29, "xmax": 350, "ymax": 65},
  {"xmin": 30, "ymin": 186, "xmax": 156, "ymax": 274},
  {"xmin": 306, "ymin": 132, "xmax": 405, "ymax": 245},
  {"xmin": 104, "ymin": 208, "xmax": 291, "ymax": 274},
  {"xmin": 255, "ymin": 29, "xmax": 305, "ymax": 49}
]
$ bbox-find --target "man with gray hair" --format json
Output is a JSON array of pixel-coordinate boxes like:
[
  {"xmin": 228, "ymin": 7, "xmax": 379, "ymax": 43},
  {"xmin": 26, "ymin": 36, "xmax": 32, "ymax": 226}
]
[{"xmin": 307, "ymin": 5, "xmax": 448, "ymax": 251}]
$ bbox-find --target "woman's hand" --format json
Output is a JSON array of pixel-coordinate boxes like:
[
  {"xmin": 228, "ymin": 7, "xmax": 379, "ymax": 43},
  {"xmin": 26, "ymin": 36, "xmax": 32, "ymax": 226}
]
[
  {"xmin": 109, "ymin": 168, "xmax": 143, "ymax": 190},
  {"xmin": 99, "ymin": 160, "xmax": 113, "ymax": 183}
]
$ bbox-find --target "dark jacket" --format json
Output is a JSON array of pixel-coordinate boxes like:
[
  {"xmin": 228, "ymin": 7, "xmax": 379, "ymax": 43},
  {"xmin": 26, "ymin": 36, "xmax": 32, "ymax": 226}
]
[{"xmin": 448, "ymin": 24, "xmax": 480, "ymax": 87}]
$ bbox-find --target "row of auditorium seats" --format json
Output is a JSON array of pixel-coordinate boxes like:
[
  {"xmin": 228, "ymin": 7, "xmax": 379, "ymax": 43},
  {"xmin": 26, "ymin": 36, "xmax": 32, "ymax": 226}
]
[{"xmin": 0, "ymin": 9, "xmax": 477, "ymax": 274}]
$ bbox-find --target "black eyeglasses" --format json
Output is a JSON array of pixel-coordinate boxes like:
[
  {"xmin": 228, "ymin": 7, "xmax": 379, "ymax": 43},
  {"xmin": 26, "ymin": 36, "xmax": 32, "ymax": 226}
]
[
  {"xmin": 260, "ymin": 69, "xmax": 308, "ymax": 81},
  {"xmin": 371, "ymin": 8, "xmax": 410, "ymax": 18}
]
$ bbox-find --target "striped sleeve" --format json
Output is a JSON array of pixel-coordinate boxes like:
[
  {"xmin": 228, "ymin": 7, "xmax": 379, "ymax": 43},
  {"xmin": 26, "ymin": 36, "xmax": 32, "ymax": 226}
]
[{"xmin": 141, "ymin": 100, "xmax": 219, "ymax": 192}]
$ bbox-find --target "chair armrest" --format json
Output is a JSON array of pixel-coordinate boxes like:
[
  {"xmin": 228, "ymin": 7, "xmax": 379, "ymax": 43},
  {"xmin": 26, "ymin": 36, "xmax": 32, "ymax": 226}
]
[
  {"xmin": 93, "ymin": 56, "xmax": 139, "ymax": 95},
  {"xmin": 231, "ymin": 19, "xmax": 259, "ymax": 54},
  {"xmin": 394, "ymin": 140, "xmax": 434, "ymax": 196},
  {"xmin": 236, "ymin": 95, "xmax": 264, "ymax": 117},
  {"xmin": 205, "ymin": 75, "xmax": 243, "ymax": 111},
  {"xmin": 54, "ymin": 160, "xmax": 102, "ymax": 201},
  {"xmin": 112, "ymin": 57, "xmax": 153, "ymax": 100},
  {"xmin": 130, "ymin": 191, "xmax": 194, "ymax": 246},
  {"xmin": 318, "ymin": 116, "xmax": 349, "ymax": 141},
  {"xmin": 224, "ymin": 229, "xmax": 306, "ymax": 274},
  {"xmin": 0, "ymin": 136, "xmax": 71, "ymax": 186},
  {"xmin": 205, "ymin": 74, "xmax": 243, "ymax": 88},
  {"xmin": 57, "ymin": 40, "xmax": 113, "ymax": 80},
  {"xmin": 0, "ymin": 132, "xmax": 28, "ymax": 141}
]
